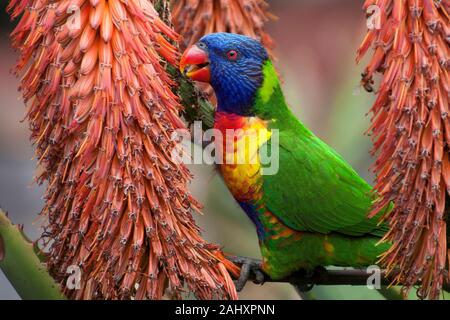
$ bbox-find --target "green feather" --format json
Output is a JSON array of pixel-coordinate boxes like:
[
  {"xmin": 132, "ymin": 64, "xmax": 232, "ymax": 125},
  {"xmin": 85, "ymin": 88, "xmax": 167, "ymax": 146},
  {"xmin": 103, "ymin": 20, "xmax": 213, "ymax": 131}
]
[
  {"xmin": 251, "ymin": 61, "xmax": 390, "ymax": 277},
  {"xmin": 255, "ymin": 61, "xmax": 387, "ymax": 237}
]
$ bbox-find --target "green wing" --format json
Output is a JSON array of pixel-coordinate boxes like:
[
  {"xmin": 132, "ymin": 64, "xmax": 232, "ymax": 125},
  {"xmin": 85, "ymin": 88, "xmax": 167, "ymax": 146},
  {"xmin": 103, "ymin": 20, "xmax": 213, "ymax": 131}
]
[{"xmin": 262, "ymin": 127, "xmax": 386, "ymax": 237}]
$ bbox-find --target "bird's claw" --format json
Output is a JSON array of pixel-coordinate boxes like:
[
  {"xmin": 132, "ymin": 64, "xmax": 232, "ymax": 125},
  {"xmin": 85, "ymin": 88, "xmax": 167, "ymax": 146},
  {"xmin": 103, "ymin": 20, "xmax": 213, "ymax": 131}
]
[
  {"xmin": 295, "ymin": 266, "xmax": 327, "ymax": 292},
  {"xmin": 228, "ymin": 256, "xmax": 267, "ymax": 292}
]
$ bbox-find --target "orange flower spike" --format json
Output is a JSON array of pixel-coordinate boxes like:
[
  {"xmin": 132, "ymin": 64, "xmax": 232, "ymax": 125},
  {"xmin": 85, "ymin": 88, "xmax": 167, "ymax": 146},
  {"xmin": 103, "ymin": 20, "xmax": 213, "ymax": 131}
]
[
  {"xmin": 8, "ymin": 0, "xmax": 237, "ymax": 300},
  {"xmin": 358, "ymin": 0, "xmax": 450, "ymax": 299}
]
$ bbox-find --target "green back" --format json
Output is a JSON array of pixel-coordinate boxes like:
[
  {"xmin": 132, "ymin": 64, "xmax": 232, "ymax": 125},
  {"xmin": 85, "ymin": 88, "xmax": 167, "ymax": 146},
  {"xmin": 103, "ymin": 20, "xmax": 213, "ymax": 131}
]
[{"xmin": 253, "ymin": 61, "xmax": 387, "ymax": 237}]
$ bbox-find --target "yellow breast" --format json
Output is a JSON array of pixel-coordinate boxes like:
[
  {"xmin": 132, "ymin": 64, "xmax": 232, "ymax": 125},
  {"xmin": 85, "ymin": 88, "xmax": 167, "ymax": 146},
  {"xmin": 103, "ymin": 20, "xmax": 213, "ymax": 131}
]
[{"xmin": 217, "ymin": 117, "xmax": 272, "ymax": 202}]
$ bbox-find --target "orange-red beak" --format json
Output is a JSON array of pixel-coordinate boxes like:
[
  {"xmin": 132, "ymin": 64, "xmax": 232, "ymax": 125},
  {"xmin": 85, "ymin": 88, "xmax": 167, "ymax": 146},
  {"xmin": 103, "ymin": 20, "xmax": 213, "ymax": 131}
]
[{"xmin": 179, "ymin": 45, "xmax": 210, "ymax": 83}]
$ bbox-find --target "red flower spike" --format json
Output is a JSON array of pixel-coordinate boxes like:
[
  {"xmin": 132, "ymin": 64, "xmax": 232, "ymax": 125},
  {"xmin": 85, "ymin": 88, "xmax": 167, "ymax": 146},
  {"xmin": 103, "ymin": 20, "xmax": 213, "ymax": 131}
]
[
  {"xmin": 8, "ymin": 0, "xmax": 238, "ymax": 300},
  {"xmin": 357, "ymin": 0, "xmax": 450, "ymax": 300}
]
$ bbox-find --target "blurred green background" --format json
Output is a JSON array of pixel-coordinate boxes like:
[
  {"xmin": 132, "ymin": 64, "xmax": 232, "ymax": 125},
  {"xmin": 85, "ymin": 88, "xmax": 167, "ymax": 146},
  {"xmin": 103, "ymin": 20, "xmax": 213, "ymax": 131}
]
[{"xmin": 0, "ymin": 0, "xmax": 383, "ymax": 299}]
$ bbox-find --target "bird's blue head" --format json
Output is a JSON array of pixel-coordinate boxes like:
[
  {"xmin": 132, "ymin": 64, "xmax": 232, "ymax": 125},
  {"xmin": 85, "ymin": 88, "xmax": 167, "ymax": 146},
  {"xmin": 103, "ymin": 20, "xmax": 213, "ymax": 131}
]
[{"xmin": 180, "ymin": 33, "xmax": 269, "ymax": 116}]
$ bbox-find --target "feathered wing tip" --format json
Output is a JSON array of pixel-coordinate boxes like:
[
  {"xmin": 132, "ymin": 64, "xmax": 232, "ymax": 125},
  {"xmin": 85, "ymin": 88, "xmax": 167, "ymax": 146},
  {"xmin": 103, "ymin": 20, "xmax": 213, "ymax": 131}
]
[
  {"xmin": 8, "ymin": 0, "xmax": 237, "ymax": 300},
  {"xmin": 171, "ymin": 0, "xmax": 276, "ymax": 55},
  {"xmin": 357, "ymin": 0, "xmax": 450, "ymax": 299}
]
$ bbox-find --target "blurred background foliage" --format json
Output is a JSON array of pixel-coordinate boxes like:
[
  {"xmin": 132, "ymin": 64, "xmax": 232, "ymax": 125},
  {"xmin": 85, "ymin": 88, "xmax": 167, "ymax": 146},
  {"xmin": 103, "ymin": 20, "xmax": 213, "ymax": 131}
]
[{"xmin": 0, "ymin": 0, "xmax": 392, "ymax": 299}]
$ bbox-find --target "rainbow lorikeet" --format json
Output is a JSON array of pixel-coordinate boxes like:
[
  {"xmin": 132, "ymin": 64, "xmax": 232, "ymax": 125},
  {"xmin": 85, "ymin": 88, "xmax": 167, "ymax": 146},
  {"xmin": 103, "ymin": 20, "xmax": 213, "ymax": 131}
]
[{"xmin": 180, "ymin": 33, "xmax": 390, "ymax": 290}]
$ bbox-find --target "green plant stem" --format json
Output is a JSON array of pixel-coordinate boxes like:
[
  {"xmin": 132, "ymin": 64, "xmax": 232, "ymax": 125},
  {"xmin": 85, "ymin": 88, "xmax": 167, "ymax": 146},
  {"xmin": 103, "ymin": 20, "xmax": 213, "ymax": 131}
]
[
  {"xmin": 377, "ymin": 287, "xmax": 407, "ymax": 300},
  {"xmin": 0, "ymin": 210, "xmax": 64, "ymax": 300},
  {"xmin": 169, "ymin": 64, "xmax": 215, "ymax": 129}
]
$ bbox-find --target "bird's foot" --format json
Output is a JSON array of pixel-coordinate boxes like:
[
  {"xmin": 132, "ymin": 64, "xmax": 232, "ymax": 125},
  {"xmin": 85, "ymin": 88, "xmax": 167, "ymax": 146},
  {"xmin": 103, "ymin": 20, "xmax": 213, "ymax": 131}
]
[
  {"xmin": 295, "ymin": 266, "xmax": 327, "ymax": 292},
  {"xmin": 228, "ymin": 256, "xmax": 267, "ymax": 292}
]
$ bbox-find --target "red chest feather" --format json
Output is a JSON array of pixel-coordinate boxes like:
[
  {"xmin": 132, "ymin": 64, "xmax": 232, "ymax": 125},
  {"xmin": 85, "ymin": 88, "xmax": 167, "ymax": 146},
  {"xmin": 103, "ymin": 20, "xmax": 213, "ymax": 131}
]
[{"xmin": 213, "ymin": 112, "xmax": 271, "ymax": 202}]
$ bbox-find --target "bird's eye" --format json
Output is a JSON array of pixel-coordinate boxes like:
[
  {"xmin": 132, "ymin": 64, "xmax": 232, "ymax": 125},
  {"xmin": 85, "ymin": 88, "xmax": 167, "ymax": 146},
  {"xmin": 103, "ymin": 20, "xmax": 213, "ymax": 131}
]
[
  {"xmin": 226, "ymin": 50, "xmax": 238, "ymax": 61},
  {"xmin": 198, "ymin": 42, "xmax": 206, "ymax": 49}
]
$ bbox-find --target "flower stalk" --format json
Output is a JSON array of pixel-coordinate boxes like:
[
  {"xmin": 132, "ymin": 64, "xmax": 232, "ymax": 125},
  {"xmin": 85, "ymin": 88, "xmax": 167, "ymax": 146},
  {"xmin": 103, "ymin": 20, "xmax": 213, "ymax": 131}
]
[
  {"xmin": 8, "ymin": 0, "xmax": 238, "ymax": 300},
  {"xmin": 357, "ymin": 0, "xmax": 450, "ymax": 299},
  {"xmin": 0, "ymin": 210, "xmax": 65, "ymax": 300}
]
